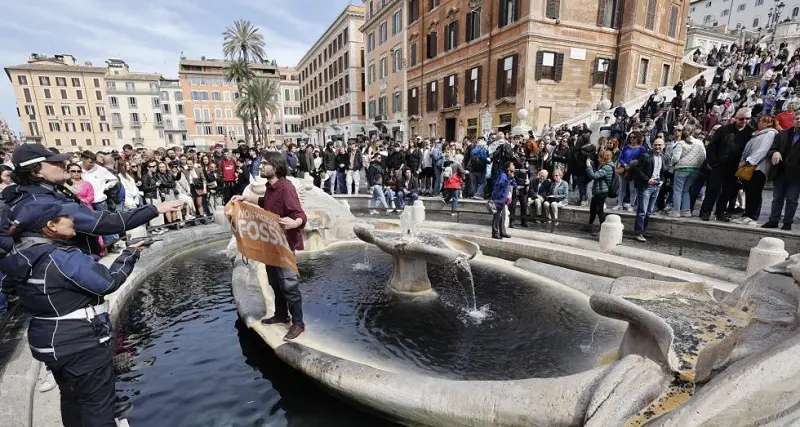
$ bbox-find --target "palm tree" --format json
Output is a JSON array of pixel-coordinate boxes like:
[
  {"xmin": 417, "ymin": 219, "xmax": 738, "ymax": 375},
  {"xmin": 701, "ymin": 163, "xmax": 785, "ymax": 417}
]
[
  {"xmin": 237, "ymin": 79, "xmax": 279, "ymax": 144},
  {"xmin": 223, "ymin": 20, "xmax": 266, "ymax": 63},
  {"xmin": 223, "ymin": 19, "xmax": 266, "ymax": 145}
]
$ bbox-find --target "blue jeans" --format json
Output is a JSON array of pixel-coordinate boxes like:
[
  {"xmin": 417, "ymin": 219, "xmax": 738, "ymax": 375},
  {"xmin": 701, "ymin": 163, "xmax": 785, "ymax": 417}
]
[
  {"xmin": 449, "ymin": 189, "xmax": 461, "ymax": 212},
  {"xmin": 576, "ymin": 175, "xmax": 590, "ymax": 202},
  {"xmin": 93, "ymin": 200, "xmax": 118, "ymax": 247},
  {"xmin": 635, "ymin": 184, "xmax": 660, "ymax": 234},
  {"xmin": 0, "ymin": 290, "xmax": 6, "ymax": 317},
  {"xmin": 769, "ymin": 176, "xmax": 800, "ymax": 225},
  {"xmin": 470, "ymin": 172, "xmax": 486, "ymax": 197},
  {"xmin": 396, "ymin": 189, "xmax": 418, "ymax": 210},
  {"xmin": 616, "ymin": 173, "xmax": 637, "ymax": 207},
  {"xmin": 433, "ymin": 167, "xmax": 443, "ymax": 196},
  {"xmin": 672, "ymin": 170, "xmax": 698, "ymax": 213},
  {"xmin": 383, "ymin": 188, "xmax": 396, "ymax": 209},
  {"xmin": 326, "ymin": 170, "xmax": 337, "ymax": 194},
  {"xmin": 370, "ymin": 185, "xmax": 388, "ymax": 209}
]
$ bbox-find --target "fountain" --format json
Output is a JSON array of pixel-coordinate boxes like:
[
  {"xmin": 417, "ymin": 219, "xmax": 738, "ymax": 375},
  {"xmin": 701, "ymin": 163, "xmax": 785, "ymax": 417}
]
[
  {"xmin": 221, "ymin": 176, "xmax": 800, "ymax": 427},
  {"xmin": 353, "ymin": 206, "xmax": 480, "ymax": 297}
]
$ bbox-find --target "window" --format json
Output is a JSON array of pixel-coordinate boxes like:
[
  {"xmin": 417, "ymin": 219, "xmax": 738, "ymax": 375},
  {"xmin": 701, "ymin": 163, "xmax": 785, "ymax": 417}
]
[
  {"xmin": 151, "ymin": 97, "xmax": 160, "ymax": 109},
  {"xmin": 794, "ymin": 7, "xmax": 799, "ymax": 18},
  {"xmin": 638, "ymin": 57, "xmax": 650, "ymax": 85},
  {"xmin": 203, "ymin": 107, "xmax": 210, "ymax": 121},
  {"xmin": 70, "ymin": 139, "xmax": 77, "ymax": 146},
  {"xmin": 427, "ymin": 31, "xmax": 438, "ymax": 58},
  {"xmin": 756, "ymin": 0, "xmax": 763, "ymax": 5},
  {"xmin": 368, "ymin": 64, "xmax": 376, "ymax": 84},
  {"xmin": 160, "ymin": 91, "xmax": 169, "ymax": 101},
  {"xmin": 175, "ymin": 92, "xmax": 183, "ymax": 101},
  {"xmin": 93, "ymin": 78, "xmax": 100, "ymax": 88},
  {"xmin": 76, "ymin": 90, "xmax": 83, "ymax": 100},
  {"xmin": 60, "ymin": 89, "xmax": 67, "ymax": 99},
  {"xmin": 64, "ymin": 122, "xmax": 75, "ymax": 132},
  {"xmin": 99, "ymin": 123, "xmax": 110, "ymax": 132},
  {"xmin": 378, "ymin": 95, "xmax": 387, "ymax": 116},
  {"xmin": 28, "ymin": 122, "xmax": 40, "ymax": 136},
  {"xmin": 43, "ymin": 88, "xmax": 51, "ymax": 99},
  {"xmin": 225, "ymin": 108, "xmax": 233, "ymax": 119},
  {"xmin": 214, "ymin": 108, "xmax": 222, "ymax": 119},
  {"xmin": 55, "ymin": 77, "xmax": 67, "ymax": 87},
  {"xmin": 429, "ymin": 0, "xmax": 438, "ymax": 11},
  {"xmin": 368, "ymin": 99, "xmax": 376, "ymax": 118},
  {"xmin": 177, "ymin": 104, "xmax": 184, "ymax": 115},
  {"xmin": 116, "ymin": 130, "xmax": 123, "ymax": 139},
  {"xmin": 410, "ymin": 42, "xmax": 418, "ymax": 67},
  {"xmin": 660, "ymin": 63, "xmax": 671, "ymax": 87},
  {"xmin": 367, "ymin": 32, "xmax": 375, "ymax": 53},
  {"xmin": 668, "ymin": 6, "xmax": 679, "ymax": 38},
  {"xmin": 212, "ymin": 91, "xmax": 221, "ymax": 101},
  {"xmin": 464, "ymin": 66, "xmax": 482, "ymax": 104},
  {"xmin": 426, "ymin": 80, "xmax": 438, "ymax": 111},
  {"xmin": 721, "ymin": 9, "xmax": 729, "ymax": 17},
  {"xmin": 130, "ymin": 113, "xmax": 140, "ymax": 125},
  {"xmin": 95, "ymin": 91, "xmax": 102, "ymax": 101},
  {"xmin": 444, "ymin": 21, "xmax": 458, "ymax": 51},
  {"xmin": 76, "ymin": 106, "xmax": 86, "ymax": 116},
  {"xmin": 101, "ymin": 138, "xmax": 110, "ymax": 146},
  {"xmin": 128, "ymin": 97, "xmax": 137, "ymax": 108},
  {"xmin": 753, "ymin": 18, "xmax": 760, "ymax": 27},
  {"xmin": 23, "ymin": 88, "xmax": 32, "ymax": 103},
  {"xmin": 737, "ymin": 4, "xmax": 745, "ymax": 12},
  {"xmin": 162, "ymin": 104, "xmax": 171, "ymax": 114},
  {"xmin": 125, "ymin": 82, "xmax": 135, "ymax": 91},
  {"xmin": 71, "ymin": 78, "xmax": 81, "ymax": 87},
  {"xmin": 379, "ymin": 22, "xmax": 387, "ymax": 45},
  {"xmin": 17, "ymin": 75, "xmax": 27, "ymax": 85},
  {"xmin": 54, "ymin": 139, "xmax": 62, "ymax": 146},
  {"xmin": 646, "ymin": 0, "xmax": 657, "ymax": 30},
  {"xmin": 39, "ymin": 76, "xmax": 50, "ymax": 86},
  {"xmin": 534, "ymin": 51, "xmax": 562, "ymax": 82},
  {"xmin": 499, "ymin": 0, "xmax": 519, "ymax": 27},
  {"xmin": 380, "ymin": 57, "xmax": 387, "ymax": 78},
  {"xmin": 597, "ymin": 0, "xmax": 621, "ymax": 28},
  {"xmin": 443, "ymin": 74, "xmax": 458, "ymax": 108},
  {"xmin": 466, "ymin": 8, "xmax": 481, "ymax": 42},
  {"xmin": 112, "ymin": 113, "xmax": 122, "ymax": 126},
  {"xmin": 392, "ymin": 10, "xmax": 402, "ymax": 35},
  {"xmin": 110, "ymin": 97, "xmax": 118, "ymax": 108},
  {"xmin": 545, "ymin": 0, "xmax": 560, "ymax": 19},
  {"xmin": 49, "ymin": 121, "xmax": 61, "ymax": 132},
  {"xmin": 223, "ymin": 91, "xmax": 231, "ymax": 102},
  {"xmin": 392, "ymin": 49, "xmax": 402, "ymax": 73},
  {"xmin": 409, "ymin": 0, "xmax": 419, "ymax": 23},
  {"xmin": 154, "ymin": 112, "xmax": 163, "ymax": 126},
  {"xmin": 592, "ymin": 58, "xmax": 614, "ymax": 85},
  {"xmin": 216, "ymin": 125, "xmax": 225, "ymax": 135},
  {"xmin": 80, "ymin": 122, "xmax": 92, "ymax": 132},
  {"xmin": 285, "ymin": 89, "xmax": 291, "ymax": 100},
  {"xmin": 393, "ymin": 90, "xmax": 402, "ymax": 113},
  {"xmin": 61, "ymin": 105, "xmax": 71, "ymax": 115},
  {"xmin": 45, "ymin": 105, "xmax": 55, "ymax": 116}
]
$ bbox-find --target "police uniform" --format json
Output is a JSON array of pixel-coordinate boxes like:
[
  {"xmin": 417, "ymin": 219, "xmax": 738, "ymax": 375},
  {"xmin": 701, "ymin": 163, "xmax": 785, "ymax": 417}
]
[{"xmin": 0, "ymin": 202, "xmax": 141, "ymax": 427}]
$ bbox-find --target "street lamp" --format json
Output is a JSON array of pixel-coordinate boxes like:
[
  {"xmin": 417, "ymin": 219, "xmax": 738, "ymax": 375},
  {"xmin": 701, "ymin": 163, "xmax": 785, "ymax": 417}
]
[
  {"xmin": 770, "ymin": 1, "xmax": 786, "ymax": 44},
  {"xmin": 600, "ymin": 59, "xmax": 610, "ymax": 104}
]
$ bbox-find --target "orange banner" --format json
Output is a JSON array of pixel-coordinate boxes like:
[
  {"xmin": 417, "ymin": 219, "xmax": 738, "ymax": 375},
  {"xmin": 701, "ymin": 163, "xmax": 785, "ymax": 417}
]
[{"xmin": 225, "ymin": 201, "xmax": 298, "ymax": 274}]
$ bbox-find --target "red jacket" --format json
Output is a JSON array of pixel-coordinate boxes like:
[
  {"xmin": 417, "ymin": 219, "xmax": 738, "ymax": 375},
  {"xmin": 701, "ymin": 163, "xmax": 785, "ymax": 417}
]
[
  {"xmin": 220, "ymin": 159, "xmax": 236, "ymax": 182},
  {"xmin": 258, "ymin": 178, "xmax": 307, "ymax": 251}
]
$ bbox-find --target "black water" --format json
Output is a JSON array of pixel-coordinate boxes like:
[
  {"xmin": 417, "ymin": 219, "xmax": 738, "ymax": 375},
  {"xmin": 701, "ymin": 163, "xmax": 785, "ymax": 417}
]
[
  {"xmin": 116, "ymin": 245, "xmax": 397, "ymax": 427},
  {"xmin": 298, "ymin": 243, "xmax": 623, "ymax": 381}
]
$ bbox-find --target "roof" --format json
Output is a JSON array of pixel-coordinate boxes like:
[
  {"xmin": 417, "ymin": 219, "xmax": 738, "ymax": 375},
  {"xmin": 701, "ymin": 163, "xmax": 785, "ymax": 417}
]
[
  {"xmin": 5, "ymin": 61, "xmax": 107, "ymax": 74},
  {"xmin": 179, "ymin": 58, "xmax": 277, "ymax": 71},
  {"xmin": 298, "ymin": 4, "xmax": 365, "ymax": 67},
  {"xmin": 106, "ymin": 72, "xmax": 162, "ymax": 81}
]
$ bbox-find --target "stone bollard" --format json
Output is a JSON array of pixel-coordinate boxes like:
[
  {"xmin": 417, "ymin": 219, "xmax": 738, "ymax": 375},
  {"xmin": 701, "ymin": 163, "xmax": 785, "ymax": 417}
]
[
  {"xmin": 747, "ymin": 237, "xmax": 789, "ymax": 276},
  {"xmin": 599, "ymin": 215, "xmax": 624, "ymax": 252},
  {"xmin": 412, "ymin": 199, "xmax": 426, "ymax": 225}
]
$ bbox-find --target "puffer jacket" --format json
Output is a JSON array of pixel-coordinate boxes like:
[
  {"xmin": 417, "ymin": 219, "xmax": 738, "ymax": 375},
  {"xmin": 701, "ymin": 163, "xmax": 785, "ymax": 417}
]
[
  {"xmin": 0, "ymin": 237, "xmax": 139, "ymax": 362},
  {"xmin": 673, "ymin": 137, "xmax": 708, "ymax": 171},
  {"xmin": 585, "ymin": 163, "xmax": 614, "ymax": 195}
]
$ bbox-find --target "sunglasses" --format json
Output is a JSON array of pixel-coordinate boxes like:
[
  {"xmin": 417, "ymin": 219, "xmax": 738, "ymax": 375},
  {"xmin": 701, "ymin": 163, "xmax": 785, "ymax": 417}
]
[{"xmin": 69, "ymin": 170, "xmax": 81, "ymax": 173}]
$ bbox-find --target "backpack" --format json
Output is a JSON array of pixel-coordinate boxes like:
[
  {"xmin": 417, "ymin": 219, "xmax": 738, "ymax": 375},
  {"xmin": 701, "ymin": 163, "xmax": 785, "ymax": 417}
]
[
  {"xmin": 469, "ymin": 149, "xmax": 485, "ymax": 170},
  {"xmin": 432, "ymin": 149, "xmax": 444, "ymax": 168},
  {"xmin": 608, "ymin": 167, "xmax": 620, "ymax": 198}
]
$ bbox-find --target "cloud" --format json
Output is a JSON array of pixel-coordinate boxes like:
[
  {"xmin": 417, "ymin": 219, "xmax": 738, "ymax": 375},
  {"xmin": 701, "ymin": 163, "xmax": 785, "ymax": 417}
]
[{"xmin": 0, "ymin": 0, "xmax": 352, "ymax": 132}]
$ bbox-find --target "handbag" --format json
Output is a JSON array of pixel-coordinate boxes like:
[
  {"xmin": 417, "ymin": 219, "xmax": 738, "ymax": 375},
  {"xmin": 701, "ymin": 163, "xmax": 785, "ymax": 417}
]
[
  {"xmin": 735, "ymin": 164, "xmax": 755, "ymax": 181},
  {"xmin": 485, "ymin": 200, "xmax": 497, "ymax": 214}
]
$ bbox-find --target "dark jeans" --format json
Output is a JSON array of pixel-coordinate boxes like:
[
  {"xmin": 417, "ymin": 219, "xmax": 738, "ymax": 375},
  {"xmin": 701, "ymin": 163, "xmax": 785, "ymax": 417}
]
[
  {"xmin": 222, "ymin": 181, "xmax": 237, "ymax": 204},
  {"xmin": 743, "ymin": 170, "xmax": 767, "ymax": 221},
  {"xmin": 491, "ymin": 204, "xmax": 507, "ymax": 237},
  {"xmin": 769, "ymin": 175, "xmax": 800, "ymax": 225},
  {"xmin": 635, "ymin": 184, "xmax": 661, "ymax": 234},
  {"xmin": 589, "ymin": 193, "xmax": 608, "ymax": 225},
  {"xmin": 396, "ymin": 189, "xmax": 418, "ymax": 210},
  {"xmin": 699, "ymin": 169, "xmax": 738, "ymax": 218},
  {"xmin": 575, "ymin": 175, "xmax": 590, "ymax": 203},
  {"xmin": 48, "ymin": 344, "xmax": 116, "ymax": 427},
  {"xmin": 690, "ymin": 170, "xmax": 709, "ymax": 212},
  {"xmin": 656, "ymin": 171, "xmax": 674, "ymax": 210},
  {"xmin": 510, "ymin": 185, "xmax": 529, "ymax": 225},
  {"xmin": 266, "ymin": 265, "xmax": 304, "ymax": 325}
]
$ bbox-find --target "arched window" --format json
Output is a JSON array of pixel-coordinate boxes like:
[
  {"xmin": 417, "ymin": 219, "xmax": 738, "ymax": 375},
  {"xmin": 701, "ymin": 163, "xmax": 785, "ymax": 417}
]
[
  {"xmin": 753, "ymin": 17, "xmax": 759, "ymax": 27},
  {"xmin": 794, "ymin": 7, "xmax": 799, "ymax": 18}
]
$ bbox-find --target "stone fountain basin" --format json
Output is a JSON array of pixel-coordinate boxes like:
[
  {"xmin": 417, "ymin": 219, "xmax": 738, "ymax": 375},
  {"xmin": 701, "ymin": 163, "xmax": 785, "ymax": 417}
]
[{"xmin": 355, "ymin": 221, "xmax": 481, "ymax": 265}]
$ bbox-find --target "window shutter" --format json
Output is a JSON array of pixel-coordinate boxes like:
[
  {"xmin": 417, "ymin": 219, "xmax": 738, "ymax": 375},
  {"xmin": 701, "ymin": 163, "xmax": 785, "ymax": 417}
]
[
  {"xmin": 510, "ymin": 54, "xmax": 519, "ymax": 96},
  {"xmin": 535, "ymin": 51, "xmax": 544, "ymax": 80},
  {"xmin": 466, "ymin": 12, "xmax": 472, "ymax": 41},
  {"xmin": 454, "ymin": 74, "xmax": 459, "ymax": 106},
  {"xmin": 499, "ymin": 0, "xmax": 507, "ymax": 26},
  {"xmin": 608, "ymin": 59, "xmax": 618, "ymax": 90},
  {"xmin": 444, "ymin": 24, "xmax": 450, "ymax": 50},
  {"xmin": 547, "ymin": 0, "xmax": 560, "ymax": 19},
  {"xmin": 613, "ymin": 0, "xmax": 623, "ymax": 29},
  {"xmin": 554, "ymin": 52, "xmax": 565, "ymax": 82},
  {"xmin": 432, "ymin": 32, "xmax": 438, "ymax": 56},
  {"xmin": 596, "ymin": 0, "xmax": 606, "ymax": 26},
  {"xmin": 514, "ymin": 0, "xmax": 521, "ymax": 21},
  {"xmin": 496, "ymin": 58, "xmax": 504, "ymax": 99},
  {"xmin": 454, "ymin": 21, "xmax": 459, "ymax": 49},
  {"xmin": 443, "ymin": 78, "xmax": 449, "ymax": 107},
  {"xmin": 464, "ymin": 69, "xmax": 471, "ymax": 104},
  {"xmin": 476, "ymin": 66, "xmax": 483, "ymax": 103}
]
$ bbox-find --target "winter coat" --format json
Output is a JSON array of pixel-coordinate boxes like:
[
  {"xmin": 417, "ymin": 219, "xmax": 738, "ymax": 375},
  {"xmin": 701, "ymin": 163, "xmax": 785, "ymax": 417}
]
[
  {"xmin": 673, "ymin": 137, "xmax": 707, "ymax": 171},
  {"xmin": 706, "ymin": 123, "xmax": 754, "ymax": 173},
  {"xmin": 586, "ymin": 163, "xmax": 614, "ymax": 195},
  {"xmin": 741, "ymin": 128, "xmax": 778, "ymax": 175}
]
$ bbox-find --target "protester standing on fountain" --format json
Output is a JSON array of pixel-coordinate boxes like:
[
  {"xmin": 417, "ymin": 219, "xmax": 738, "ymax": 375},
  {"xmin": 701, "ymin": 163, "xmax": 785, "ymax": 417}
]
[
  {"xmin": 232, "ymin": 151, "xmax": 307, "ymax": 341},
  {"xmin": 490, "ymin": 162, "xmax": 515, "ymax": 240},
  {"xmin": 0, "ymin": 201, "xmax": 152, "ymax": 427}
]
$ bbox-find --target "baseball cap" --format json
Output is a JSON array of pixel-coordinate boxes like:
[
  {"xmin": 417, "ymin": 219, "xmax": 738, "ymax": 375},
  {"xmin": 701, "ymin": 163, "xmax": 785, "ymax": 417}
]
[
  {"xmin": 12, "ymin": 201, "xmax": 80, "ymax": 233},
  {"xmin": 12, "ymin": 143, "xmax": 71, "ymax": 168}
]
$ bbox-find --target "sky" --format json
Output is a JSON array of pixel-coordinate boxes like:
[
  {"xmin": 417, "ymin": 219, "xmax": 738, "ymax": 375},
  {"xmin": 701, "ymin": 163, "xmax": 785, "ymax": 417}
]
[{"xmin": 0, "ymin": 0, "xmax": 355, "ymax": 132}]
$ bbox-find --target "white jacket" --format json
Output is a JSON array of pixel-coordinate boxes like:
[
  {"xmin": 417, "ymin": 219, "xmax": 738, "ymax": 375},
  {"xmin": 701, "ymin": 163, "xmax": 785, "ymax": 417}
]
[
  {"xmin": 81, "ymin": 165, "xmax": 118, "ymax": 204},
  {"xmin": 672, "ymin": 137, "xmax": 706, "ymax": 170},
  {"xmin": 118, "ymin": 173, "xmax": 141, "ymax": 209}
]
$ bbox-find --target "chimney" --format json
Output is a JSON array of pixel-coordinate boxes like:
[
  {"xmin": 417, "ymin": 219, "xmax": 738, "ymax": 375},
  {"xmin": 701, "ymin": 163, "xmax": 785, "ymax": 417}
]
[
  {"xmin": 60, "ymin": 54, "xmax": 77, "ymax": 65},
  {"xmin": 85, "ymin": 61, "xmax": 93, "ymax": 66}
]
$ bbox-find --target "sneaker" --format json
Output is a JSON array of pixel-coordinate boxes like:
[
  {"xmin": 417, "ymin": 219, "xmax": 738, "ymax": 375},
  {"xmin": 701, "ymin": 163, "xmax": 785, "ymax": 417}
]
[
  {"xmin": 610, "ymin": 205, "xmax": 621, "ymax": 211},
  {"xmin": 782, "ymin": 223, "xmax": 793, "ymax": 231},
  {"xmin": 680, "ymin": 211, "xmax": 692, "ymax": 218},
  {"xmin": 716, "ymin": 215, "xmax": 731, "ymax": 223},
  {"xmin": 450, "ymin": 212, "xmax": 457, "ymax": 217},
  {"xmin": 369, "ymin": 210, "xmax": 378, "ymax": 215},
  {"xmin": 580, "ymin": 201, "xmax": 588, "ymax": 207},
  {"xmin": 668, "ymin": 211, "xmax": 681, "ymax": 218},
  {"xmin": 699, "ymin": 214, "xmax": 711, "ymax": 222},
  {"xmin": 625, "ymin": 206, "xmax": 635, "ymax": 212},
  {"xmin": 114, "ymin": 398, "xmax": 133, "ymax": 418},
  {"xmin": 623, "ymin": 203, "xmax": 632, "ymax": 210},
  {"xmin": 761, "ymin": 221, "xmax": 779, "ymax": 229},
  {"xmin": 634, "ymin": 234, "xmax": 647, "ymax": 242},
  {"xmin": 260, "ymin": 316, "xmax": 290, "ymax": 325},
  {"xmin": 38, "ymin": 370, "xmax": 56, "ymax": 393},
  {"xmin": 742, "ymin": 218, "xmax": 758, "ymax": 227},
  {"xmin": 283, "ymin": 324, "xmax": 305, "ymax": 341},
  {"xmin": 185, "ymin": 214, "xmax": 196, "ymax": 220}
]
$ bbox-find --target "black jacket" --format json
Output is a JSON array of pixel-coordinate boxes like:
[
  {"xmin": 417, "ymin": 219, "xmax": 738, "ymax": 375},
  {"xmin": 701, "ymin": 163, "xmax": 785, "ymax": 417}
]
[
  {"xmin": 346, "ymin": 149, "xmax": 364, "ymax": 171},
  {"xmin": 768, "ymin": 127, "xmax": 800, "ymax": 181},
  {"xmin": 706, "ymin": 123, "xmax": 754, "ymax": 173},
  {"xmin": 335, "ymin": 152, "xmax": 348, "ymax": 173},
  {"xmin": 632, "ymin": 151, "xmax": 666, "ymax": 190},
  {"xmin": 387, "ymin": 149, "xmax": 405, "ymax": 170},
  {"xmin": 405, "ymin": 148, "xmax": 422, "ymax": 171},
  {"xmin": 529, "ymin": 178, "xmax": 552, "ymax": 198},
  {"xmin": 367, "ymin": 163, "xmax": 385, "ymax": 187},
  {"xmin": 323, "ymin": 149, "xmax": 337, "ymax": 171}
]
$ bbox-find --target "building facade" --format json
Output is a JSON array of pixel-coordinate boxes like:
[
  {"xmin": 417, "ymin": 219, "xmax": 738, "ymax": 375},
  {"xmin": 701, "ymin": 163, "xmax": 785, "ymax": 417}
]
[
  {"xmin": 179, "ymin": 58, "xmax": 279, "ymax": 149},
  {"xmin": 406, "ymin": 0, "xmax": 689, "ymax": 140},
  {"xmin": 278, "ymin": 67, "xmax": 303, "ymax": 144},
  {"xmin": 5, "ymin": 54, "xmax": 113, "ymax": 149},
  {"xmin": 362, "ymin": 0, "xmax": 409, "ymax": 141},
  {"xmin": 105, "ymin": 59, "xmax": 166, "ymax": 150},
  {"xmin": 298, "ymin": 4, "xmax": 367, "ymax": 145},
  {"xmin": 159, "ymin": 78, "xmax": 189, "ymax": 146},
  {"xmin": 689, "ymin": 0, "xmax": 800, "ymax": 33},
  {"xmin": 685, "ymin": 24, "xmax": 741, "ymax": 54}
]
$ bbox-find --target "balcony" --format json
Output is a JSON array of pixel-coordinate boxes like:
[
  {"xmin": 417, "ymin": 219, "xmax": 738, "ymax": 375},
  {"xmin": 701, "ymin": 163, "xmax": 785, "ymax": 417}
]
[
  {"xmin": 112, "ymin": 121, "xmax": 123, "ymax": 128},
  {"xmin": 131, "ymin": 121, "xmax": 142, "ymax": 128},
  {"xmin": 132, "ymin": 137, "xmax": 144, "ymax": 145},
  {"xmin": 155, "ymin": 121, "xmax": 164, "ymax": 128}
]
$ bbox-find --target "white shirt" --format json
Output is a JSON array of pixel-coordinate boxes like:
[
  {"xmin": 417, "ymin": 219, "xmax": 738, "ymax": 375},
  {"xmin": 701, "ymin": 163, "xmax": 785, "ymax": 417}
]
[
  {"xmin": 651, "ymin": 154, "xmax": 663, "ymax": 181},
  {"xmin": 81, "ymin": 164, "xmax": 118, "ymax": 204}
]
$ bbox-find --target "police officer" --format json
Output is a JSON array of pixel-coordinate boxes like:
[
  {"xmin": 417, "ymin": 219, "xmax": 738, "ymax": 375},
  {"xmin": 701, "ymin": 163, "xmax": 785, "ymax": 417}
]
[
  {"xmin": 0, "ymin": 143, "xmax": 183, "ymax": 256},
  {"xmin": 0, "ymin": 201, "xmax": 152, "ymax": 427}
]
